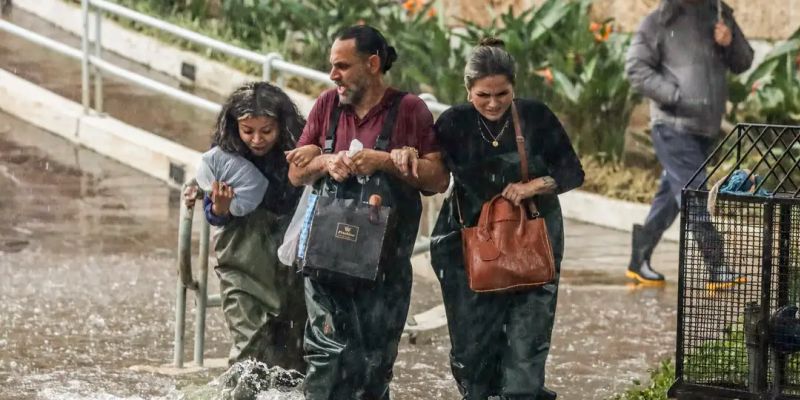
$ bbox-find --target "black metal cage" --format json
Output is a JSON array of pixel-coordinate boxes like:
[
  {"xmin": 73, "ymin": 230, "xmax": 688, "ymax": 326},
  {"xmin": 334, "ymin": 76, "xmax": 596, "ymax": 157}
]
[{"xmin": 671, "ymin": 124, "xmax": 800, "ymax": 400}]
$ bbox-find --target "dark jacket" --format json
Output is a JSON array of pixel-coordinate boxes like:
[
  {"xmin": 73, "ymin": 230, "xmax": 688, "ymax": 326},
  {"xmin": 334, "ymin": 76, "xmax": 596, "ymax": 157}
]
[
  {"xmin": 431, "ymin": 99, "xmax": 584, "ymax": 268},
  {"xmin": 625, "ymin": 0, "xmax": 754, "ymax": 137}
]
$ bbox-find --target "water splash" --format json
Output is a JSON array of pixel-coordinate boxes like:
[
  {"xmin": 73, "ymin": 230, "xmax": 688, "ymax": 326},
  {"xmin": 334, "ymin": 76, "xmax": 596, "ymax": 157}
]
[{"xmin": 180, "ymin": 360, "xmax": 304, "ymax": 400}]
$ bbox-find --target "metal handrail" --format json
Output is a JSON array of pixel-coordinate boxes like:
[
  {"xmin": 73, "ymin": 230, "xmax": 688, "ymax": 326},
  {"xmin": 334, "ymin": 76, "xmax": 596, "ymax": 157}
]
[
  {"xmin": 0, "ymin": 19, "xmax": 82, "ymax": 59},
  {"xmin": 91, "ymin": 56, "xmax": 221, "ymax": 113},
  {"xmin": 0, "ymin": 20, "xmax": 223, "ymax": 115},
  {"xmin": 91, "ymin": 0, "xmax": 265, "ymax": 64},
  {"xmin": 173, "ymin": 181, "xmax": 211, "ymax": 367},
  {"xmin": 88, "ymin": 0, "xmax": 448, "ymax": 113}
]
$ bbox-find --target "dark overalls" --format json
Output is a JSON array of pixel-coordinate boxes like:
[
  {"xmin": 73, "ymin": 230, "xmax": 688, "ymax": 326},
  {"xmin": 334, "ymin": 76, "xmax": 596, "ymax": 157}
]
[
  {"xmin": 302, "ymin": 93, "xmax": 423, "ymax": 400},
  {"xmin": 430, "ymin": 100, "xmax": 584, "ymax": 400},
  {"xmin": 210, "ymin": 151, "xmax": 306, "ymax": 371}
]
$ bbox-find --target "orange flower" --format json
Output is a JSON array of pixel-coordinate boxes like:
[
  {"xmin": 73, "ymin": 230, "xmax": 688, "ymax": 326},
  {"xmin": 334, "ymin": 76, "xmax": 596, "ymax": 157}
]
[
  {"xmin": 593, "ymin": 23, "xmax": 613, "ymax": 42},
  {"xmin": 536, "ymin": 68, "xmax": 554, "ymax": 86},
  {"xmin": 403, "ymin": 0, "xmax": 435, "ymax": 17},
  {"xmin": 795, "ymin": 52, "xmax": 800, "ymax": 70},
  {"xmin": 589, "ymin": 22, "xmax": 602, "ymax": 33},
  {"xmin": 402, "ymin": 0, "xmax": 424, "ymax": 14},
  {"xmin": 751, "ymin": 80, "xmax": 761, "ymax": 94}
]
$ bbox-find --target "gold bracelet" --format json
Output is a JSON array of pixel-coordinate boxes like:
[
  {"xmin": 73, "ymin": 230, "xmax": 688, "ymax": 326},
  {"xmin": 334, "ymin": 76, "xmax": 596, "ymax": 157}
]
[{"xmin": 402, "ymin": 146, "xmax": 419, "ymax": 158}]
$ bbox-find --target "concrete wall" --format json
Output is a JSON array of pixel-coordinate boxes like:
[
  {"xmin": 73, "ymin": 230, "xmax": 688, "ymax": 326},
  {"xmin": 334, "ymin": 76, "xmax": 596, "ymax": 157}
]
[{"xmin": 443, "ymin": 0, "xmax": 798, "ymax": 40}]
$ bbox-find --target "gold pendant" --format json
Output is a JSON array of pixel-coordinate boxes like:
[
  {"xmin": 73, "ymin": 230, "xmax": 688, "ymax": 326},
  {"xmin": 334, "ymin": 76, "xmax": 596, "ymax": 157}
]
[{"xmin": 492, "ymin": 140, "xmax": 499, "ymax": 147}]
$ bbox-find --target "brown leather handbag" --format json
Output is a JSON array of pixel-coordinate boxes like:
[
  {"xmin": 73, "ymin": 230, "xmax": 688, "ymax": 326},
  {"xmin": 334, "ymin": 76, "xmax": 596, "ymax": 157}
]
[{"xmin": 459, "ymin": 103, "xmax": 556, "ymax": 293}]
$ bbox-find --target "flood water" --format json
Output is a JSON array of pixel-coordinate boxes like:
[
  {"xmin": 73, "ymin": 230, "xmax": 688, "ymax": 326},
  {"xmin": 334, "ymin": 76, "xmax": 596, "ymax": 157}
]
[
  {"xmin": 0, "ymin": 113, "xmax": 680, "ymax": 400},
  {"xmin": 1, "ymin": 5, "xmax": 682, "ymax": 400}
]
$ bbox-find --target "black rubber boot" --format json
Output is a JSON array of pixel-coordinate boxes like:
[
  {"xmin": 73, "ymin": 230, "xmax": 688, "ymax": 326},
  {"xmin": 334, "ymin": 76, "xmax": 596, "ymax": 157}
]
[
  {"xmin": 499, "ymin": 388, "xmax": 557, "ymax": 400},
  {"xmin": 538, "ymin": 387, "xmax": 557, "ymax": 400},
  {"xmin": 706, "ymin": 265, "xmax": 746, "ymax": 291},
  {"xmin": 626, "ymin": 224, "xmax": 666, "ymax": 285}
]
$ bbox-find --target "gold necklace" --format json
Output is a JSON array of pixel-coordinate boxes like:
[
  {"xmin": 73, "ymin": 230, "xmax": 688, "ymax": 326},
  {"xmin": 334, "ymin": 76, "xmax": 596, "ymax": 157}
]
[{"xmin": 477, "ymin": 114, "xmax": 510, "ymax": 147}]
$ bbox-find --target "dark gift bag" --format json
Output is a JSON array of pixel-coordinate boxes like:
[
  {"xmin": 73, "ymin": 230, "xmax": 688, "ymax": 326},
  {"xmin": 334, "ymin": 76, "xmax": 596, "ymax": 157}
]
[
  {"xmin": 302, "ymin": 188, "xmax": 395, "ymax": 285},
  {"xmin": 301, "ymin": 91, "xmax": 405, "ymax": 286}
]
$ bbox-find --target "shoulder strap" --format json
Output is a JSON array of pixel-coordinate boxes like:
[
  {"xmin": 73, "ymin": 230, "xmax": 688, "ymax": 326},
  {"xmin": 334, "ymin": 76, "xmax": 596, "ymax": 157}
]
[
  {"xmin": 512, "ymin": 101, "xmax": 541, "ymax": 216},
  {"xmin": 374, "ymin": 92, "xmax": 406, "ymax": 151},
  {"xmin": 324, "ymin": 97, "xmax": 342, "ymax": 154},
  {"xmin": 324, "ymin": 93, "xmax": 405, "ymax": 153},
  {"xmin": 511, "ymin": 101, "xmax": 529, "ymax": 183}
]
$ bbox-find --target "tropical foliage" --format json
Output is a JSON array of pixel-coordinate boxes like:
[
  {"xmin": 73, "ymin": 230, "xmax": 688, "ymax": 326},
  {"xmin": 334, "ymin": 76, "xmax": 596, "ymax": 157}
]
[
  {"xmin": 100, "ymin": 0, "xmax": 798, "ymax": 202},
  {"xmin": 729, "ymin": 27, "xmax": 800, "ymax": 125},
  {"xmin": 612, "ymin": 360, "xmax": 674, "ymax": 400},
  {"xmin": 109, "ymin": 0, "xmax": 637, "ymax": 158}
]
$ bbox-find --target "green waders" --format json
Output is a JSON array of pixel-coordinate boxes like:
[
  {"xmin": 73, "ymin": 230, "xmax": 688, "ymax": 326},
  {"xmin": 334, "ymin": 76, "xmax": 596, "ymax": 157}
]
[
  {"xmin": 301, "ymin": 91, "xmax": 421, "ymax": 399},
  {"xmin": 302, "ymin": 257, "xmax": 413, "ymax": 400},
  {"xmin": 432, "ymin": 208, "xmax": 564, "ymax": 400},
  {"xmin": 214, "ymin": 208, "xmax": 306, "ymax": 371}
]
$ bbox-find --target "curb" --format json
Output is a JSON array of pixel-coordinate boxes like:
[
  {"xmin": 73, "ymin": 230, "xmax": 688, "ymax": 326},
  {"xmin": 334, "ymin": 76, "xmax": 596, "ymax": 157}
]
[{"xmin": 560, "ymin": 189, "xmax": 678, "ymax": 242}]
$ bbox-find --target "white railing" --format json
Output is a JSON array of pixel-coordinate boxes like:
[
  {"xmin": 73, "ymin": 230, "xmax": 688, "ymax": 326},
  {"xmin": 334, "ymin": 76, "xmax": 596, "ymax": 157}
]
[
  {"xmin": 83, "ymin": 0, "xmax": 449, "ymax": 112},
  {"xmin": 0, "ymin": 2, "xmax": 451, "ymax": 115}
]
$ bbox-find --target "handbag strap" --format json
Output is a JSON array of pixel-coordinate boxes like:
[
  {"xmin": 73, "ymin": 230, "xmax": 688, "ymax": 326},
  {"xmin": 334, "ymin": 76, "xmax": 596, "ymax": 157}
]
[
  {"xmin": 511, "ymin": 102, "xmax": 540, "ymax": 216},
  {"xmin": 454, "ymin": 101, "xmax": 539, "ymax": 227},
  {"xmin": 511, "ymin": 102, "xmax": 529, "ymax": 183}
]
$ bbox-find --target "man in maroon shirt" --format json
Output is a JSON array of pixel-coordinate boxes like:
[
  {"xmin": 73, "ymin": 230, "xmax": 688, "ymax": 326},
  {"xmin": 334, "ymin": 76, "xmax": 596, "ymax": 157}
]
[{"xmin": 286, "ymin": 25, "xmax": 448, "ymax": 399}]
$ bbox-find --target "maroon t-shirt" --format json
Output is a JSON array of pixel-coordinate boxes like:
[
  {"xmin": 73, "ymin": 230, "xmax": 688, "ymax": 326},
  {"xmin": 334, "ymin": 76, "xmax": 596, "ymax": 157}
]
[{"xmin": 297, "ymin": 88, "xmax": 439, "ymax": 155}]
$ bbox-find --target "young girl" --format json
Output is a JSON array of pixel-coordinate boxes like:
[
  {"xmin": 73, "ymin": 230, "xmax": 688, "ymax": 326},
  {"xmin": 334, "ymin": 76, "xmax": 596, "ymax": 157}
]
[{"xmin": 190, "ymin": 81, "xmax": 313, "ymax": 370}]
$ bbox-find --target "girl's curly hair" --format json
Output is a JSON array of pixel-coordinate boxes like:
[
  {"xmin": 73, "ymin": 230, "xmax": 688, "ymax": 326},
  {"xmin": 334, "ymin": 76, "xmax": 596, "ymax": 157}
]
[{"xmin": 212, "ymin": 81, "xmax": 305, "ymax": 156}]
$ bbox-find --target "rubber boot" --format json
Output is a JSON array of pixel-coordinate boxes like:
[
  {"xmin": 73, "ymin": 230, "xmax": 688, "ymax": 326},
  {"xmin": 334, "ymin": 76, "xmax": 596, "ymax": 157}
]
[
  {"xmin": 538, "ymin": 387, "xmax": 557, "ymax": 400},
  {"xmin": 500, "ymin": 387, "xmax": 557, "ymax": 400},
  {"xmin": 626, "ymin": 224, "xmax": 666, "ymax": 285},
  {"xmin": 706, "ymin": 265, "xmax": 746, "ymax": 291}
]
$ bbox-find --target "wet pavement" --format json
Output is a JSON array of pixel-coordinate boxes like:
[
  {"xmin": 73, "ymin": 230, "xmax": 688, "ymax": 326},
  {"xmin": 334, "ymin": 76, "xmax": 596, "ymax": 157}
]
[
  {"xmin": 0, "ymin": 109, "xmax": 681, "ymax": 400},
  {"xmin": 1, "ymin": 6, "xmax": 682, "ymax": 400}
]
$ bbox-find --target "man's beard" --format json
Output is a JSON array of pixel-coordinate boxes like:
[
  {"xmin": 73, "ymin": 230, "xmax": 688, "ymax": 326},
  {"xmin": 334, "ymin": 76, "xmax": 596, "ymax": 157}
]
[{"xmin": 339, "ymin": 80, "xmax": 366, "ymax": 106}]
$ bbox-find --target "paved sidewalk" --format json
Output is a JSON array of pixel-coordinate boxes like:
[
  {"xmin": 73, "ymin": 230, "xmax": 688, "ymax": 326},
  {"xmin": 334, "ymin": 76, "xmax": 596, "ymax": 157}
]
[{"xmin": 561, "ymin": 218, "xmax": 680, "ymax": 285}]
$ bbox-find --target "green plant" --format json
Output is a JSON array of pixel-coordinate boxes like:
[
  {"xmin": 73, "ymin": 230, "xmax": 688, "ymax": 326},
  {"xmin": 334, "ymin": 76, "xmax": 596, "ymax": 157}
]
[
  {"xmin": 385, "ymin": 4, "xmax": 467, "ymax": 105},
  {"xmin": 612, "ymin": 359, "xmax": 675, "ymax": 400},
  {"xmin": 580, "ymin": 155, "xmax": 659, "ymax": 203},
  {"xmin": 729, "ymin": 27, "xmax": 800, "ymax": 125},
  {"xmin": 682, "ymin": 320, "xmax": 748, "ymax": 385},
  {"xmin": 681, "ymin": 318, "xmax": 800, "ymax": 388},
  {"xmin": 458, "ymin": 0, "xmax": 638, "ymax": 159}
]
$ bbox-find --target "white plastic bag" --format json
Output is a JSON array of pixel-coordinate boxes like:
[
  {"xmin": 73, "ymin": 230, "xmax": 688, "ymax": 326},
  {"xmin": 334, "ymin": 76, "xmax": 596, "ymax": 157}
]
[
  {"xmin": 195, "ymin": 147, "xmax": 268, "ymax": 217},
  {"xmin": 278, "ymin": 185, "xmax": 315, "ymax": 266},
  {"xmin": 277, "ymin": 138, "xmax": 363, "ymax": 266}
]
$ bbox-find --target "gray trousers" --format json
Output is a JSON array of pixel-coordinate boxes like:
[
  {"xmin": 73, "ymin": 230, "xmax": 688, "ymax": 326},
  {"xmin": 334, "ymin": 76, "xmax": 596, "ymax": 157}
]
[{"xmin": 643, "ymin": 124, "xmax": 723, "ymax": 267}]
